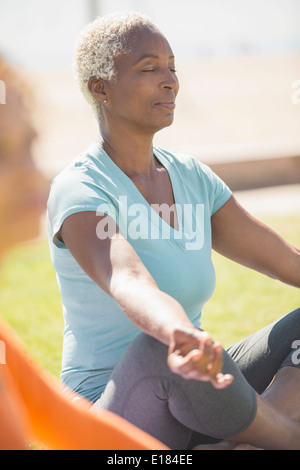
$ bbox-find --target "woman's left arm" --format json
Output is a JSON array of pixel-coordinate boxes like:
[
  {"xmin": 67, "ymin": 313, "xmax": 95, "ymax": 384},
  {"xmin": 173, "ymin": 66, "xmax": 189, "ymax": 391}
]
[{"xmin": 211, "ymin": 195, "xmax": 300, "ymax": 288}]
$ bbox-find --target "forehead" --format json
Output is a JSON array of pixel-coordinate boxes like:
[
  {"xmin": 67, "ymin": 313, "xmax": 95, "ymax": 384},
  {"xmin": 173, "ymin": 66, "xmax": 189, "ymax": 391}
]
[{"xmin": 117, "ymin": 25, "xmax": 174, "ymax": 67}]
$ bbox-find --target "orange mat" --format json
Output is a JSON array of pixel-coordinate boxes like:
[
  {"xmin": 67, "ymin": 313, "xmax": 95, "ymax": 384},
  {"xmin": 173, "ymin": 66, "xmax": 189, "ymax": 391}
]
[{"xmin": 0, "ymin": 318, "xmax": 168, "ymax": 450}]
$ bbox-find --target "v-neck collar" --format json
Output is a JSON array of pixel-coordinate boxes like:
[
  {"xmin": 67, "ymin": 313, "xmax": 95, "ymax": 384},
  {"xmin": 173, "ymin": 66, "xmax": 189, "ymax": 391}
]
[{"xmin": 91, "ymin": 143, "xmax": 187, "ymax": 242}]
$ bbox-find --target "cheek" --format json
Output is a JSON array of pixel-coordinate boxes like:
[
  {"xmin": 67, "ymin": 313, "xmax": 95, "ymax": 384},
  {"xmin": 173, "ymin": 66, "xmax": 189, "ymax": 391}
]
[{"xmin": 111, "ymin": 78, "xmax": 153, "ymax": 113}]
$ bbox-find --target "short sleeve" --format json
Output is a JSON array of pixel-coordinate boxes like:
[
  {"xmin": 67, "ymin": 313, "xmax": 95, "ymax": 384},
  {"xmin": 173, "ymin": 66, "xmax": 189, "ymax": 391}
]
[
  {"xmin": 195, "ymin": 161, "xmax": 232, "ymax": 216},
  {"xmin": 47, "ymin": 168, "xmax": 117, "ymax": 248}
]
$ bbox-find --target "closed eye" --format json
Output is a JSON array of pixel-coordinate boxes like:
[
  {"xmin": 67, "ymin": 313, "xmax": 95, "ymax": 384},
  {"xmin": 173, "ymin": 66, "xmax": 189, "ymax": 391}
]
[{"xmin": 142, "ymin": 67, "xmax": 177, "ymax": 73}]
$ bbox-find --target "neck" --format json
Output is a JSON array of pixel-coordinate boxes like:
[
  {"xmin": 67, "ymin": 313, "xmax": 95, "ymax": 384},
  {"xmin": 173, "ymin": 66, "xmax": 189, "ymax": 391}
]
[{"xmin": 99, "ymin": 124, "xmax": 158, "ymax": 179}]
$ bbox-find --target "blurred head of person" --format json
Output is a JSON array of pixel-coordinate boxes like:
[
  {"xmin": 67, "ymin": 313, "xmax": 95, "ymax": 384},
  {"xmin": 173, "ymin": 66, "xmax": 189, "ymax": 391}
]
[{"xmin": 0, "ymin": 56, "xmax": 47, "ymax": 259}]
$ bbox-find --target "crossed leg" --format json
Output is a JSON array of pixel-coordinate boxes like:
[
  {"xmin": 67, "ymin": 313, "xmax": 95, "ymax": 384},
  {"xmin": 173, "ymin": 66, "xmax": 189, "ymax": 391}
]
[
  {"xmin": 94, "ymin": 308, "xmax": 300, "ymax": 450},
  {"xmin": 194, "ymin": 308, "xmax": 300, "ymax": 449}
]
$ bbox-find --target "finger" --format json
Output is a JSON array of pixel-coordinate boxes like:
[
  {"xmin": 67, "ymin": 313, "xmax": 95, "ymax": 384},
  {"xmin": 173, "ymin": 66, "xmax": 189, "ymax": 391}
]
[
  {"xmin": 171, "ymin": 349, "xmax": 216, "ymax": 381},
  {"xmin": 207, "ymin": 343, "xmax": 234, "ymax": 389},
  {"xmin": 181, "ymin": 339, "xmax": 213, "ymax": 378},
  {"xmin": 207, "ymin": 342, "xmax": 224, "ymax": 378},
  {"xmin": 197, "ymin": 335, "xmax": 214, "ymax": 373},
  {"xmin": 168, "ymin": 350, "xmax": 233, "ymax": 384},
  {"xmin": 168, "ymin": 349, "xmax": 210, "ymax": 380},
  {"xmin": 168, "ymin": 332, "xmax": 231, "ymax": 384},
  {"xmin": 168, "ymin": 348, "xmax": 202, "ymax": 372},
  {"xmin": 170, "ymin": 329, "xmax": 212, "ymax": 354},
  {"xmin": 169, "ymin": 337, "xmax": 218, "ymax": 377}
]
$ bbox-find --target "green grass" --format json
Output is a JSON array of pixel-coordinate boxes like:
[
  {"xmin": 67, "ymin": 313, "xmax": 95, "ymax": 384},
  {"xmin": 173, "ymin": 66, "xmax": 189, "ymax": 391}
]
[
  {"xmin": 0, "ymin": 215, "xmax": 299, "ymax": 379},
  {"xmin": 0, "ymin": 241, "xmax": 63, "ymax": 377},
  {"xmin": 202, "ymin": 215, "xmax": 300, "ymax": 346}
]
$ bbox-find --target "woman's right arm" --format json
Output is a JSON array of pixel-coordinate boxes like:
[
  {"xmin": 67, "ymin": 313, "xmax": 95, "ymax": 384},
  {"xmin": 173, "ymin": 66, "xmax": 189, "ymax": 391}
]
[{"xmin": 60, "ymin": 211, "xmax": 233, "ymax": 389}]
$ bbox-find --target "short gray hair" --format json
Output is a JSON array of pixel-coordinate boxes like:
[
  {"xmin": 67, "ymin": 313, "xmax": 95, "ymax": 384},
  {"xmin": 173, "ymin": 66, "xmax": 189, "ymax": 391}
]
[{"xmin": 74, "ymin": 11, "xmax": 157, "ymax": 117}]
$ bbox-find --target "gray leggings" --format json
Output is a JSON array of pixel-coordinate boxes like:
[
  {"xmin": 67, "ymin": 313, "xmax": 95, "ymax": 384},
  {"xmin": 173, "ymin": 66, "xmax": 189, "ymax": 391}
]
[{"xmin": 94, "ymin": 308, "xmax": 300, "ymax": 449}]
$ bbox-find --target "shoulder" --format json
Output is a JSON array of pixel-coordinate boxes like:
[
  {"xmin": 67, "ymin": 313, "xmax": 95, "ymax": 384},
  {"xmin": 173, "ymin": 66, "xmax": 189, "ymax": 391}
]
[
  {"xmin": 47, "ymin": 143, "xmax": 118, "ymax": 245},
  {"xmin": 154, "ymin": 147, "xmax": 232, "ymax": 215},
  {"xmin": 154, "ymin": 146, "xmax": 219, "ymax": 182},
  {"xmin": 48, "ymin": 143, "xmax": 113, "ymax": 202},
  {"xmin": 47, "ymin": 143, "xmax": 118, "ymax": 222},
  {"xmin": 50, "ymin": 143, "xmax": 102, "ymax": 186}
]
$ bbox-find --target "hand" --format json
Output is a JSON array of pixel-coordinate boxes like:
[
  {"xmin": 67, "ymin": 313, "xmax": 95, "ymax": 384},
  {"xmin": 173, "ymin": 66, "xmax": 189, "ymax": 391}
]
[{"xmin": 167, "ymin": 327, "xmax": 234, "ymax": 389}]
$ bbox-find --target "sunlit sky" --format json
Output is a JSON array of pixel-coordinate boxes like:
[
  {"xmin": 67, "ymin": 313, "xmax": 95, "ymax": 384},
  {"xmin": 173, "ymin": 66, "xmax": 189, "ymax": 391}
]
[{"xmin": 0, "ymin": 0, "xmax": 300, "ymax": 70}]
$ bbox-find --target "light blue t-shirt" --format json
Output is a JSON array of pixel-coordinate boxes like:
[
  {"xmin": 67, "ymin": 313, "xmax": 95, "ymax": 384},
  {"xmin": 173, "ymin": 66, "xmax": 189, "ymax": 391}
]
[{"xmin": 47, "ymin": 143, "xmax": 232, "ymax": 402}]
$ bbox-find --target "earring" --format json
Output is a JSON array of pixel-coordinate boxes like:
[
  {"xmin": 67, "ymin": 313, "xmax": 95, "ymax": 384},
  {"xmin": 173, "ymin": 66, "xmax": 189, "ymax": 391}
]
[{"xmin": 104, "ymin": 99, "xmax": 108, "ymax": 104}]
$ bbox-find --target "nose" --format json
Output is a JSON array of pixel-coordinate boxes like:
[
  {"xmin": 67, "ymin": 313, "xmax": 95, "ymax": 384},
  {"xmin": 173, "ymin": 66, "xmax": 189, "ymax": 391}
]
[{"xmin": 160, "ymin": 67, "xmax": 179, "ymax": 92}]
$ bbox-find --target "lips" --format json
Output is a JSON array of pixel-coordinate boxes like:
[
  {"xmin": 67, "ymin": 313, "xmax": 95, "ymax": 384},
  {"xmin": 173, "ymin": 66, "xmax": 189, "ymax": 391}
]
[{"xmin": 154, "ymin": 101, "xmax": 176, "ymax": 109}]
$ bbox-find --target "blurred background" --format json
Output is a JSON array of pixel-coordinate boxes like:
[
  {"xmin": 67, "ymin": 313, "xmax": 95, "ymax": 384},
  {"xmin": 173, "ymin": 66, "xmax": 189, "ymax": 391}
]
[
  {"xmin": 0, "ymin": 0, "xmax": 299, "ymax": 385},
  {"xmin": 0, "ymin": 0, "xmax": 299, "ymax": 202}
]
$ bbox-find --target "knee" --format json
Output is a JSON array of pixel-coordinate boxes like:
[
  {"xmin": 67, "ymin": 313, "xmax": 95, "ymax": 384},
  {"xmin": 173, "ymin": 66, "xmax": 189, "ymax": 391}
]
[
  {"xmin": 287, "ymin": 307, "xmax": 300, "ymax": 319},
  {"xmin": 284, "ymin": 307, "xmax": 300, "ymax": 332},
  {"xmin": 131, "ymin": 332, "xmax": 169, "ymax": 358},
  {"xmin": 115, "ymin": 332, "xmax": 170, "ymax": 378}
]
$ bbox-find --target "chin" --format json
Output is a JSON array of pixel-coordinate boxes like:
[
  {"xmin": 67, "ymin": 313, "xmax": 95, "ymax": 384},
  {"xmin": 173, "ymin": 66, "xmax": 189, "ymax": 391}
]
[{"xmin": 153, "ymin": 117, "xmax": 175, "ymax": 133}]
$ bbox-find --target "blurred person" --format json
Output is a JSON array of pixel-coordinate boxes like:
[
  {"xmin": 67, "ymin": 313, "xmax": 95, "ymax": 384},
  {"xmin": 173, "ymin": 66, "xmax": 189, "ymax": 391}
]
[
  {"xmin": 47, "ymin": 12, "xmax": 300, "ymax": 450},
  {"xmin": 0, "ymin": 57, "xmax": 47, "ymax": 259},
  {"xmin": 0, "ymin": 55, "xmax": 167, "ymax": 451},
  {"xmin": 0, "ymin": 56, "xmax": 47, "ymax": 449}
]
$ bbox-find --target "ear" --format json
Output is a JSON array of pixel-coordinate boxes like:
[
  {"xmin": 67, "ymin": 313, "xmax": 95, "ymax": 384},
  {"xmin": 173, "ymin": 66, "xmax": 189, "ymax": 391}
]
[{"xmin": 88, "ymin": 77, "xmax": 107, "ymax": 103}]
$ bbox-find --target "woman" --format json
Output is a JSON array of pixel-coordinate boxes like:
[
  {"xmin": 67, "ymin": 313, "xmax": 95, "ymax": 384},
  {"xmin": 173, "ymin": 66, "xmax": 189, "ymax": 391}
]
[{"xmin": 47, "ymin": 12, "xmax": 300, "ymax": 450}]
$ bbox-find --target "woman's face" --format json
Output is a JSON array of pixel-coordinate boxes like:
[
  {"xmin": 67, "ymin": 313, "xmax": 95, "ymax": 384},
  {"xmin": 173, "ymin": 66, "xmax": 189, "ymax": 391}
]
[
  {"xmin": 0, "ymin": 89, "xmax": 47, "ymax": 256},
  {"xmin": 103, "ymin": 25, "xmax": 179, "ymax": 135}
]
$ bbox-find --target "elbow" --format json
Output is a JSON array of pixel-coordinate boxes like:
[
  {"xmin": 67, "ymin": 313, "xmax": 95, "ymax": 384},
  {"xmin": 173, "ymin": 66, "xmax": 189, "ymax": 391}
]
[{"xmin": 109, "ymin": 267, "xmax": 158, "ymax": 300}]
